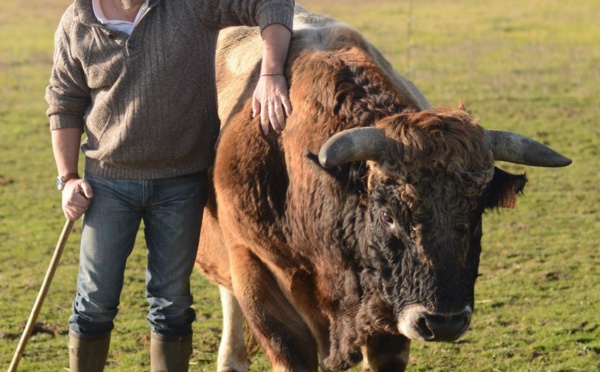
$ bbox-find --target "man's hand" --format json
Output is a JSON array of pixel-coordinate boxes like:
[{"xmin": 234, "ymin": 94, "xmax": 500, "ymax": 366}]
[
  {"xmin": 62, "ymin": 179, "xmax": 93, "ymax": 221},
  {"xmin": 252, "ymin": 74, "xmax": 292, "ymax": 135}
]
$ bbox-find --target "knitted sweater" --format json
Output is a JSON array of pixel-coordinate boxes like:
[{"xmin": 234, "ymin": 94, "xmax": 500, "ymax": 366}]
[{"xmin": 46, "ymin": 0, "xmax": 294, "ymax": 179}]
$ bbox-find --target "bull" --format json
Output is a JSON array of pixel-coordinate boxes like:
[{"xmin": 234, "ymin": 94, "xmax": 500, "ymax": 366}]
[{"xmin": 195, "ymin": 5, "xmax": 571, "ymax": 371}]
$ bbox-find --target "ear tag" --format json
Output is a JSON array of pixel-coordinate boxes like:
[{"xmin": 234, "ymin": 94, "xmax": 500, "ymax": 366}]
[{"xmin": 499, "ymin": 187, "xmax": 518, "ymax": 209}]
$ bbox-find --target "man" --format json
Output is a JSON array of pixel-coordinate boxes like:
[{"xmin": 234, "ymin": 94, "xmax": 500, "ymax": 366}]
[{"xmin": 46, "ymin": 0, "xmax": 294, "ymax": 370}]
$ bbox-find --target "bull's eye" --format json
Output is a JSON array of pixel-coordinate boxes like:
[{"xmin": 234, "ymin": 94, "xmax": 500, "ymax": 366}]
[
  {"xmin": 455, "ymin": 223, "xmax": 469, "ymax": 234},
  {"xmin": 381, "ymin": 211, "xmax": 394, "ymax": 225}
]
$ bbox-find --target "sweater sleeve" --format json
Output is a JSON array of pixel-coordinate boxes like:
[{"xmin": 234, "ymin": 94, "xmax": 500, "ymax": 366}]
[
  {"xmin": 45, "ymin": 8, "xmax": 90, "ymax": 131},
  {"xmin": 197, "ymin": 0, "xmax": 294, "ymax": 33},
  {"xmin": 253, "ymin": 0, "xmax": 294, "ymax": 33}
]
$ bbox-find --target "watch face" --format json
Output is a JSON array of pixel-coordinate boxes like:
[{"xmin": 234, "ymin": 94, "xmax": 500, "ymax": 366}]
[{"xmin": 56, "ymin": 173, "xmax": 78, "ymax": 191}]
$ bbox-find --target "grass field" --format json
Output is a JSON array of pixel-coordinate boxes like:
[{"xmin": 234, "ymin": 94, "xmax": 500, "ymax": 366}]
[{"xmin": 1, "ymin": 0, "xmax": 598, "ymax": 371}]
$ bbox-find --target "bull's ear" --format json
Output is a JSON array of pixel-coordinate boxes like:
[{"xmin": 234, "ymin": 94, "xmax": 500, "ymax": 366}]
[
  {"xmin": 485, "ymin": 167, "xmax": 528, "ymax": 209},
  {"xmin": 307, "ymin": 151, "xmax": 350, "ymax": 179},
  {"xmin": 306, "ymin": 151, "xmax": 368, "ymax": 194},
  {"xmin": 458, "ymin": 99, "xmax": 466, "ymax": 111}
]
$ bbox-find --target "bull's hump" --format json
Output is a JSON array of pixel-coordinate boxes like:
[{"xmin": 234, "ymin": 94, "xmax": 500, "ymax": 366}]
[
  {"xmin": 292, "ymin": 9, "xmax": 369, "ymax": 59},
  {"xmin": 293, "ymin": 5, "xmax": 340, "ymax": 30}
]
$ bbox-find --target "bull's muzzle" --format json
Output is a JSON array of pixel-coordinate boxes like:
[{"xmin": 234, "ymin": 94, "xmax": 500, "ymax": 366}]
[{"xmin": 398, "ymin": 304, "xmax": 472, "ymax": 342}]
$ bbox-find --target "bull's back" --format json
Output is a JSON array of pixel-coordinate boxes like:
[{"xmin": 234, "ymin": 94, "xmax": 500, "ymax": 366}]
[{"xmin": 214, "ymin": 5, "xmax": 429, "ymax": 126}]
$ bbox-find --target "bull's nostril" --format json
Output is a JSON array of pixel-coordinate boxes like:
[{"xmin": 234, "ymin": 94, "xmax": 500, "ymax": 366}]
[{"xmin": 417, "ymin": 316, "xmax": 434, "ymax": 340}]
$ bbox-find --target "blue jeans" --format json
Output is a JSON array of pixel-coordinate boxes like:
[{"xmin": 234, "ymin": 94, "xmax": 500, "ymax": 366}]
[{"xmin": 69, "ymin": 171, "xmax": 207, "ymax": 338}]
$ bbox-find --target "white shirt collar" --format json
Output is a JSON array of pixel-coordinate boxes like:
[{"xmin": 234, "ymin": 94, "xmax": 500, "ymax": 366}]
[{"xmin": 92, "ymin": 0, "xmax": 149, "ymax": 34}]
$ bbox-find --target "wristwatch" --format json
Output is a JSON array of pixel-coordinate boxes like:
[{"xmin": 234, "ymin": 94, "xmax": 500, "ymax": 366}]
[{"xmin": 56, "ymin": 173, "xmax": 80, "ymax": 191}]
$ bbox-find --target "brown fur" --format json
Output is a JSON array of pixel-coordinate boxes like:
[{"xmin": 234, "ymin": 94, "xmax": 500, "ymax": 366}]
[{"xmin": 196, "ymin": 5, "xmax": 516, "ymax": 371}]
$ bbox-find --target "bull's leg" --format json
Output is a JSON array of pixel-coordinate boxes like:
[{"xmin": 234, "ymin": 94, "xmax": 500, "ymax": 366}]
[
  {"xmin": 361, "ymin": 334, "xmax": 410, "ymax": 372},
  {"xmin": 217, "ymin": 285, "xmax": 249, "ymax": 372},
  {"xmin": 229, "ymin": 244, "xmax": 318, "ymax": 371}
]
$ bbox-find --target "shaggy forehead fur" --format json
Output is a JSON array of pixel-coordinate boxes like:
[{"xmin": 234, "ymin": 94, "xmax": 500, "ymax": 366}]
[{"xmin": 372, "ymin": 109, "xmax": 495, "ymax": 204}]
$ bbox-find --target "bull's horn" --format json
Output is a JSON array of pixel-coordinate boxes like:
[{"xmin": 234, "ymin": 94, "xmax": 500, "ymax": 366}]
[
  {"xmin": 318, "ymin": 127, "xmax": 387, "ymax": 168},
  {"xmin": 485, "ymin": 130, "xmax": 572, "ymax": 167}
]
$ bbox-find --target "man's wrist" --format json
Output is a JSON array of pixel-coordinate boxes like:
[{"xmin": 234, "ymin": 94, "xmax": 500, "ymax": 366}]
[{"xmin": 56, "ymin": 172, "xmax": 80, "ymax": 191}]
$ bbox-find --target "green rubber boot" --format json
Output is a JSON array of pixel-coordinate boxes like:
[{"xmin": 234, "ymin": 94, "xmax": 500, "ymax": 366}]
[
  {"xmin": 68, "ymin": 330, "xmax": 110, "ymax": 372},
  {"xmin": 150, "ymin": 332, "xmax": 192, "ymax": 372}
]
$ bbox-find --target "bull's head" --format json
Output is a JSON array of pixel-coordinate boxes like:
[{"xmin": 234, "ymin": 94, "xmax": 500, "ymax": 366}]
[{"xmin": 318, "ymin": 109, "xmax": 571, "ymax": 342}]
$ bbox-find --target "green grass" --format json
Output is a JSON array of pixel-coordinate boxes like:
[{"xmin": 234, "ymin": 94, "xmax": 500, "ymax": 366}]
[{"xmin": 1, "ymin": 0, "xmax": 598, "ymax": 370}]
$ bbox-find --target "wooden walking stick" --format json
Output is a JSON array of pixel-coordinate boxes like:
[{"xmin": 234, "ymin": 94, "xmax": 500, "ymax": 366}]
[{"xmin": 8, "ymin": 219, "xmax": 75, "ymax": 372}]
